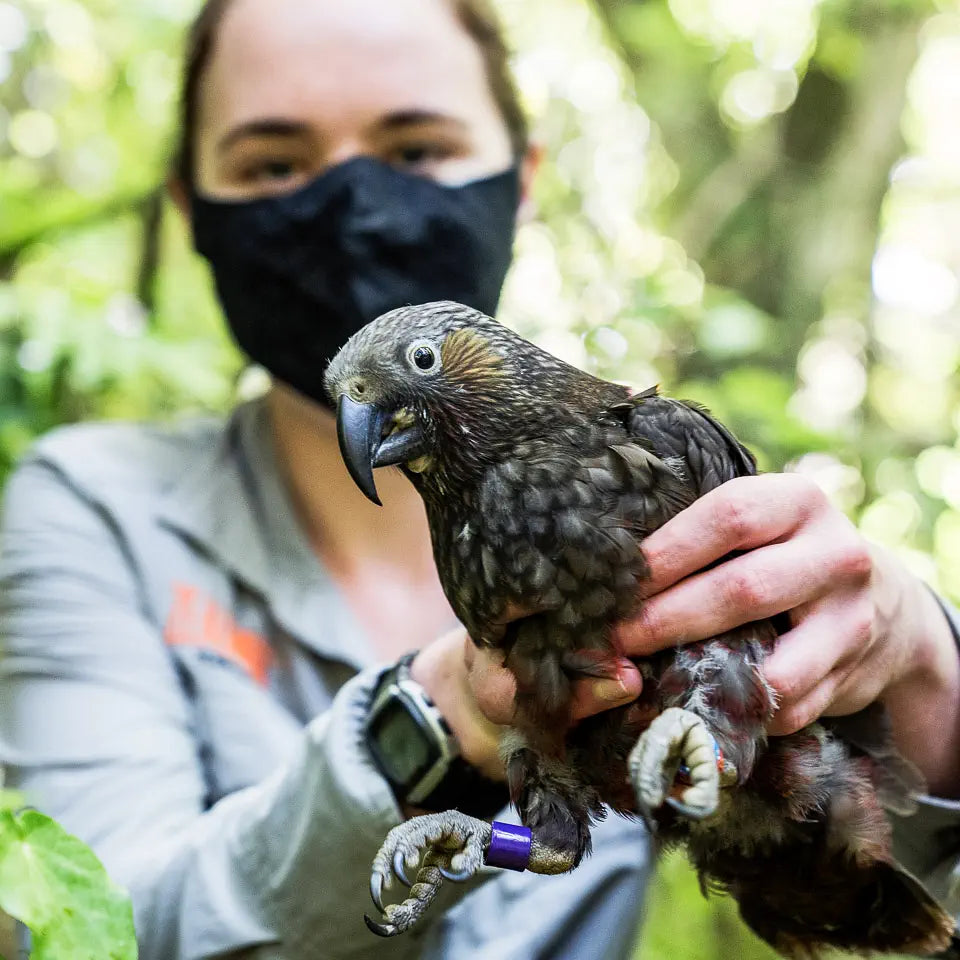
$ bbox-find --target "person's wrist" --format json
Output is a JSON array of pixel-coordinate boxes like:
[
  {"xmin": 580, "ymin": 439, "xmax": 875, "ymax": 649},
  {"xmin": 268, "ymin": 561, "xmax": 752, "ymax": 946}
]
[
  {"xmin": 879, "ymin": 552, "xmax": 954, "ymax": 700},
  {"xmin": 876, "ymin": 550, "xmax": 960, "ymax": 796},
  {"xmin": 410, "ymin": 628, "xmax": 505, "ymax": 781}
]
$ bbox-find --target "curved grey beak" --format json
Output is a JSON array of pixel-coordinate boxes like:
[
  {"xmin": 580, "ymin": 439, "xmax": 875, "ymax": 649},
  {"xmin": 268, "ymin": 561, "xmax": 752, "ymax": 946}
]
[{"xmin": 335, "ymin": 395, "xmax": 426, "ymax": 506}]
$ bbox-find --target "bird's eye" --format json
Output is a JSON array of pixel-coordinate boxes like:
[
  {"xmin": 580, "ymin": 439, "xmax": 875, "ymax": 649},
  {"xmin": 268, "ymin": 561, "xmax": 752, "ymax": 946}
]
[
  {"xmin": 413, "ymin": 345, "xmax": 435, "ymax": 370},
  {"xmin": 406, "ymin": 340, "xmax": 441, "ymax": 374}
]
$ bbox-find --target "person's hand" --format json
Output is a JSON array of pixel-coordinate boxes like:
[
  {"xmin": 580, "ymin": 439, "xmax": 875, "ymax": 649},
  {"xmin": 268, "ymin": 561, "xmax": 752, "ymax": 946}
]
[
  {"xmin": 414, "ymin": 472, "xmax": 960, "ymax": 795},
  {"xmin": 411, "ymin": 626, "xmax": 642, "ymax": 781},
  {"xmin": 462, "ymin": 634, "xmax": 643, "ymax": 726},
  {"xmin": 610, "ymin": 472, "xmax": 960, "ymax": 795}
]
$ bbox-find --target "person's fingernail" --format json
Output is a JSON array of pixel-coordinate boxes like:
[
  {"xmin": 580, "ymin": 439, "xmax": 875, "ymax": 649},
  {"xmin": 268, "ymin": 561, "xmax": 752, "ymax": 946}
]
[{"xmin": 592, "ymin": 677, "xmax": 631, "ymax": 702}]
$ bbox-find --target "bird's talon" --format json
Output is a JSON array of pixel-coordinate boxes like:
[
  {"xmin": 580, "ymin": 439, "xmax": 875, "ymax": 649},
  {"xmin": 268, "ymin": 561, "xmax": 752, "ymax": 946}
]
[
  {"xmin": 366, "ymin": 811, "xmax": 493, "ymax": 936},
  {"xmin": 438, "ymin": 863, "xmax": 474, "ymax": 882},
  {"xmin": 393, "ymin": 848, "xmax": 415, "ymax": 887},
  {"xmin": 364, "ymin": 914, "xmax": 396, "ymax": 938},
  {"xmin": 370, "ymin": 872, "xmax": 386, "ymax": 912}
]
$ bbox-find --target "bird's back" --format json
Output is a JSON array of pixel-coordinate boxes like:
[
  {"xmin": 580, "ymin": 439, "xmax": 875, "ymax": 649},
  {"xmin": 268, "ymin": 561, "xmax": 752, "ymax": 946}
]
[
  {"xmin": 430, "ymin": 392, "xmax": 749, "ymax": 738},
  {"xmin": 433, "ymin": 389, "xmax": 754, "ymax": 637}
]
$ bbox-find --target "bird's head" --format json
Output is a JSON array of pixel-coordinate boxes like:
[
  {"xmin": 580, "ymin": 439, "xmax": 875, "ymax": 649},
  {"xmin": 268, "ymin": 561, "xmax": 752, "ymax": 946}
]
[
  {"xmin": 324, "ymin": 300, "xmax": 618, "ymax": 505},
  {"xmin": 324, "ymin": 300, "xmax": 515, "ymax": 504}
]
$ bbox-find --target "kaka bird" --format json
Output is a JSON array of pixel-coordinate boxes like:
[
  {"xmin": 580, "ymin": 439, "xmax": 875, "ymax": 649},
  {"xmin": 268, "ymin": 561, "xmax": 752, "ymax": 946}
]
[{"xmin": 324, "ymin": 301, "xmax": 957, "ymax": 957}]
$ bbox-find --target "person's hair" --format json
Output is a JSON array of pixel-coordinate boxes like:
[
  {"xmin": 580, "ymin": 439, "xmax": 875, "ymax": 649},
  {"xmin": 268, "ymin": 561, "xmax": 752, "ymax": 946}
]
[{"xmin": 172, "ymin": 0, "xmax": 529, "ymax": 184}]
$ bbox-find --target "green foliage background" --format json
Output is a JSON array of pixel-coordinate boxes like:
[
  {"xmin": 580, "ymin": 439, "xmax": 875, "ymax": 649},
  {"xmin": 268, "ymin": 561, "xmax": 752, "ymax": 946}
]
[
  {"xmin": 0, "ymin": 796, "xmax": 136, "ymax": 960},
  {"xmin": 3, "ymin": 0, "xmax": 960, "ymax": 956}
]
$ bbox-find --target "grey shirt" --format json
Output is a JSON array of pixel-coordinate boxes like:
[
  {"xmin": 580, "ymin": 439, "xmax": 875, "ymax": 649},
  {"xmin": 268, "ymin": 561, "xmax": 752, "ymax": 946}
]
[{"xmin": 0, "ymin": 400, "xmax": 651, "ymax": 960}]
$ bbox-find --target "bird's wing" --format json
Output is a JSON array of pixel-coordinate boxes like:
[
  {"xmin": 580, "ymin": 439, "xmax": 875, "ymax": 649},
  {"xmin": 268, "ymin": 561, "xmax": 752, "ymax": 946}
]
[{"xmin": 619, "ymin": 389, "xmax": 757, "ymax": 495}]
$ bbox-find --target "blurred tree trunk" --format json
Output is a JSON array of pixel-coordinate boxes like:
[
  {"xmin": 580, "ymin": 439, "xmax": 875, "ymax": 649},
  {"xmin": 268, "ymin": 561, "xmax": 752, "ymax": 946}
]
[
  {"xmin": 767, "ymin": 11, "xmax": 920, "ymax": 359},
  {"xmin": 592, "ymin": 0, "xmax": 926, "ymax": 376}
]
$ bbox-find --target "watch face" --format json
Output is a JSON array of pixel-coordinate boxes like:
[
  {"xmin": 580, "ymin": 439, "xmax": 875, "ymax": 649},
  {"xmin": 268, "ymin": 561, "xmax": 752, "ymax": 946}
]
[{"xmin": 368, "ymin": 696, "xmax": 442, "ymax": 792}]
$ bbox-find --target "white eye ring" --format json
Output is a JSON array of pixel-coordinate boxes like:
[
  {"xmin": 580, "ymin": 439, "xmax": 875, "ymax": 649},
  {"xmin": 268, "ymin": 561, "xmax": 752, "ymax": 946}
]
[{"xmin": 408, "ymin": 340, "xmax": 440, "ymax": 374}]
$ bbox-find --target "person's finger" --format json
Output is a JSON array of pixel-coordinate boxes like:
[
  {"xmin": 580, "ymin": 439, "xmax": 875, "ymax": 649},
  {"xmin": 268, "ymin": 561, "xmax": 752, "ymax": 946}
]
[
  {"xmin": 766, "ymin": 662, "xmax": 856, "ymax": 735},
  {"xmin": 467, "ymin": 640, "xmax": 643, "ymax": 726},
  {"xmin": 569, "ymin": 658, "xmax": 643, "ymax": 721},
  {"xmin": 638, "ymin": 473, "xmax": 827, "ymax": 596},
  {"xmin": 616, "ymin": 533, "xmax": 863, "ymax": 654},
  {"xmin": 820, "ymin": 665, "xmax": 886, "ymax": 720},
  {"xmin": 761, "ymin": 596, "xmax": 873, "ymax": 712},
  {"xmin": 465, "ymin": 642, "xmax": 518, "ymax": 726}
]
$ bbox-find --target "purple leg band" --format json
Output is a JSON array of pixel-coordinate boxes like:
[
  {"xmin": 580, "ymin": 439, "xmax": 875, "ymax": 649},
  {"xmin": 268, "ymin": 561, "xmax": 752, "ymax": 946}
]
[{"xmin": 484, "ymin": 821, "xmax": 532, "ymax": 871}]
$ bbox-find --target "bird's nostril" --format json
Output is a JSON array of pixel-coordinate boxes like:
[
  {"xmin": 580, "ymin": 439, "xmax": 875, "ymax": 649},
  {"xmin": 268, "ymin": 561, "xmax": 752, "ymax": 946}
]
[{"xmin": 354, "ymin": 381, "xmax": 366, "ymax": 396}]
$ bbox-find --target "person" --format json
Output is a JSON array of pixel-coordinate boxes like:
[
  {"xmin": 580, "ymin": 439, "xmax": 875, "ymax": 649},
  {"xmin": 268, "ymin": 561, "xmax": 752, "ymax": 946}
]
[{"xmin": 0, "ymin": 0, "xmax": 959, "ymax": 958}]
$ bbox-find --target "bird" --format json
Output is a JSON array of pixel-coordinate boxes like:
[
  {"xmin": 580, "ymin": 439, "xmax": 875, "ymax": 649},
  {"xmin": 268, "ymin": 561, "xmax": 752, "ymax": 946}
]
[{"xmin": 324, "ymin": 300, "xmax": 957, "ymax": 956}]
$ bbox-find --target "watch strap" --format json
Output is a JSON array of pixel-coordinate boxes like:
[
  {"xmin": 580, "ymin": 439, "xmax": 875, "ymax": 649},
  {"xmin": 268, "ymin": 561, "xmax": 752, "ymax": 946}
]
[
  {"xmin": 369, "ymin": 653, "xmax": 509, "ymax": 819},
  {"xmin": 416, "ymin": 753, "xmax": 509, "ymax": 819}
]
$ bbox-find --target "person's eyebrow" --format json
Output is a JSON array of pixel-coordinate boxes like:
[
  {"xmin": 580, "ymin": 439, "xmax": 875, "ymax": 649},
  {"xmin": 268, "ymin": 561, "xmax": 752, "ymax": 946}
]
[
  {"xmin": 217, "ymin": 119, "xmax": 310, "ymax": 154},
  {"xmin": 377, "ymin": 109, "xmax": 468, "ymax": 132}
]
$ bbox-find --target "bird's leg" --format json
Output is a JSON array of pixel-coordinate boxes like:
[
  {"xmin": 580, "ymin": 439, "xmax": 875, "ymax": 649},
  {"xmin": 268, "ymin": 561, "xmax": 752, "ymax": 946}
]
[
  {"xmin": 628, "ymin": 706, "xmax": 726, "ymax": 824},
  {"xmin": 631, "ymin": 631, "xmax": 777, "ymax": 824},
  {"xmin": 365, "ymin": 630, "xmax": 608, "ymax": 937},
  {"xmin": 365, "ymin": 794, "xmax": 596, "ymax": 938},
  {"xmin": 501, "ymin": 729, "xmax": 602, "ymax": 873}
]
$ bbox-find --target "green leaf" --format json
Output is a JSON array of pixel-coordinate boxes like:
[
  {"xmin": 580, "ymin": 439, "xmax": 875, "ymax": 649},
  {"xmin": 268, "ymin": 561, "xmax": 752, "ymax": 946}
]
[
  {"xmin": 0, "ymin": 809, "xmax": 137, "ymax": 960},
  {"xmin": 0, "ymin": 794, "xmax": 24, "ymax": 816}
]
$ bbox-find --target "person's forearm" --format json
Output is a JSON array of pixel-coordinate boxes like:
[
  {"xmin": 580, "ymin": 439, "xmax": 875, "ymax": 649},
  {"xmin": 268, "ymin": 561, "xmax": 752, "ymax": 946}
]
[
  {"xmin": 113, "ymin": 667, "xmax": 495, "ymax": 960},
  {"xmin": 879, "ymin": 557, "xmax": 960, "ymax": 798},
  {"xmin": 112, "ymin": 668, "xmax": 408, "ymax": 960}
]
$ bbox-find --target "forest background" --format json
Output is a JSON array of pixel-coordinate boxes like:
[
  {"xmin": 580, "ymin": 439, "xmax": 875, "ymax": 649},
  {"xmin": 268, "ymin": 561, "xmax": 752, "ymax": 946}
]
[{"xmin": 2, "ymin": 0, "xmax": 960, "ymax": 957}]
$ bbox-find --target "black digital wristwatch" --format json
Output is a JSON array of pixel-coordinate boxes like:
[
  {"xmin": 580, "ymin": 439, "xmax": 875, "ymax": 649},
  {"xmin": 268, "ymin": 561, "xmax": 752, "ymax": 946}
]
[{"xmin": 365, "ymin": 653, "xmax": 508, "ymax": 818}]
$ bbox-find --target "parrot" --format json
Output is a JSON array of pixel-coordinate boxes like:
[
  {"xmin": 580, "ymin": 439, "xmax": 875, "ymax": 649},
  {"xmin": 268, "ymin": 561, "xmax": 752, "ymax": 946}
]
[{"xmin": 324, "ymin": 300, "xmax": 958, "ymax": 957}]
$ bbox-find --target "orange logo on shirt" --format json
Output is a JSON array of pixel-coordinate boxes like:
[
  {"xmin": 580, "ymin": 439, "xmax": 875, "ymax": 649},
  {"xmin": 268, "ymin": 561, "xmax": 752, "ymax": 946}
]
[{"xmin": 164, "ymin": 582, "xmax": 272, "ymax": 686}]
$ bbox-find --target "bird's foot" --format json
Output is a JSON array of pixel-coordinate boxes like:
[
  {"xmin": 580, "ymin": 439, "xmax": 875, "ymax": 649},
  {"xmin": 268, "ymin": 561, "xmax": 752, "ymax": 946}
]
[
  {"xmin": 365, "ymin": 811, "xmax": 491, "ymax": 937},
  {"xmin": 629, "ymin": 707, "xmax": 733, "ymax": 824}
]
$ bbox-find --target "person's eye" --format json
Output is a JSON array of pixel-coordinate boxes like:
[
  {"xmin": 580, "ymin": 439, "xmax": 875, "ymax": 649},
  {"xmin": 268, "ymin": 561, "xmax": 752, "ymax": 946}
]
[
  {"xmin": 397, "ymin": 145, "xmax": 431, "ymax": 165},
  {"xmin": 245, "ymin": 158, "xmax": 300, "ymax": 182},
  {"xmin": 388, "ymin": 141, "xmax": 455, "ymax": 170},
  {"xmin": 229, "ymin": 155, "xmax": 314, "ymax": 197}
]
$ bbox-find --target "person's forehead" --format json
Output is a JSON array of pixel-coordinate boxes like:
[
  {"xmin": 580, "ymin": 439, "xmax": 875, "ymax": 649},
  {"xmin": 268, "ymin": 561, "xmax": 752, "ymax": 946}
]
[{"xmin": 199, "ymin": 0, "xmax": 492, "ymax": 135}]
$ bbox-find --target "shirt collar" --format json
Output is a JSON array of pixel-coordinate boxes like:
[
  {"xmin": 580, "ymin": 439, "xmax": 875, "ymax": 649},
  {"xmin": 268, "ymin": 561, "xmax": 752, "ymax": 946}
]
[{"xmin": 155, "ymin": 398, "xmax": 375, "ymax": 670}]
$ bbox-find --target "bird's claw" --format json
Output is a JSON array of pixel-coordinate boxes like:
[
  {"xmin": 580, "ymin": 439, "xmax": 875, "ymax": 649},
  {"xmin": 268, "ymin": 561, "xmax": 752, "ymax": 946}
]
[
  {"xmin": 438, "ymin": 862, "xmax": 477, "ymax": 882},
  {"xmin": 370, "ymin": 871, "xmax": 385, "ymax": 913},
  {"xmin": 393, "ymin": 848, "xmax": 414, "ymax": 888},
  {"xmin": 366, "ymin": 811, "xmax": 492, "ymax": 937},
  {"xmin": 629, "ymin": 707, "xmax": 728, "ymax": 824}
]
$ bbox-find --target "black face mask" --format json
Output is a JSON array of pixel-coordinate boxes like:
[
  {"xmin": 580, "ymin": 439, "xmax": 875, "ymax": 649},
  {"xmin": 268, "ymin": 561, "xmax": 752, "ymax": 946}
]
[{"xmin": 190, "ymin": 157, "xmax": 520, "ymax": 405}]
